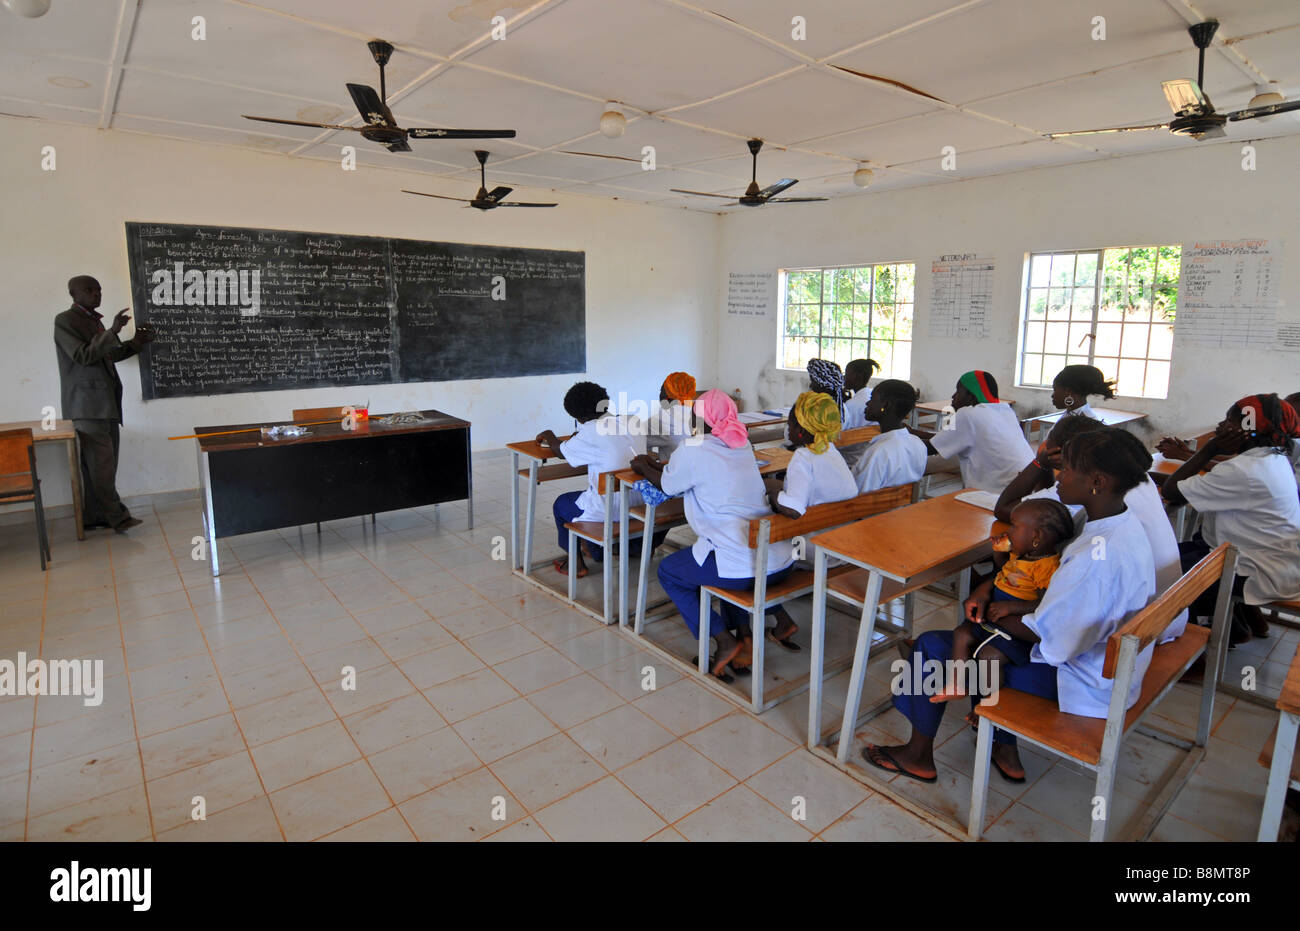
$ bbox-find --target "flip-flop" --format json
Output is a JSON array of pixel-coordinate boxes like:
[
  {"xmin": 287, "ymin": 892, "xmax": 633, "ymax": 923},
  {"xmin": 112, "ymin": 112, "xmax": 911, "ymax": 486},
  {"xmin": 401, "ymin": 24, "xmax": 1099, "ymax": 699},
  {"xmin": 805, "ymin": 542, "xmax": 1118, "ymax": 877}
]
[
  {"xmin": 689, "ymin": 656, "xmax": 735, "ymax": 684},
  {"xmin": 767, "ymin": 627, "xmax": 801, "ymax": 652},
  {"xmin": 991, "ymin": 754, "xmax": 1027, "ymax": 785},
  {"xmin": 860, "ymin": 744, "xmax": 937, "ymax": 784},
  {"xmin": 552, "ymin": 557, "xmax": 588, "ymax": 579}
]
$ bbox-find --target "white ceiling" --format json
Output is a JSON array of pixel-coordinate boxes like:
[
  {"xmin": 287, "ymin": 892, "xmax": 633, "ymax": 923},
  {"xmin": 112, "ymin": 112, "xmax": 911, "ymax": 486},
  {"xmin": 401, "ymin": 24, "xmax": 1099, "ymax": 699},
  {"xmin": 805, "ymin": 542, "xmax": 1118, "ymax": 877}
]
[{"xmin": 2, "ymin": 0, "xmax": 1298, "ymax": 212}]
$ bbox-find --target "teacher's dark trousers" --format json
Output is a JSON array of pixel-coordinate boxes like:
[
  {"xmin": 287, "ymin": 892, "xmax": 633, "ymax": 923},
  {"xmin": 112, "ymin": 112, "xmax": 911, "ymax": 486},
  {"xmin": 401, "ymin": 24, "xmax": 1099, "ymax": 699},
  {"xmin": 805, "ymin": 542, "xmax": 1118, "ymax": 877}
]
[{"xmin": 75, "ymin": 419, "xmax": 130, "ymax": 528}]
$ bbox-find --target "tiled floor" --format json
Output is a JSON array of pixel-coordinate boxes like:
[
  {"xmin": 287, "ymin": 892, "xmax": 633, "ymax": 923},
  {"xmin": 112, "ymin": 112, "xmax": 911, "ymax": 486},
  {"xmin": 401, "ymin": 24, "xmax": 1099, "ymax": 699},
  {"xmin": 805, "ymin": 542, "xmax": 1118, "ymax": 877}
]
[{"xmin": 0, "ymin": 450, "xmax": 1292, "ymax": 841}]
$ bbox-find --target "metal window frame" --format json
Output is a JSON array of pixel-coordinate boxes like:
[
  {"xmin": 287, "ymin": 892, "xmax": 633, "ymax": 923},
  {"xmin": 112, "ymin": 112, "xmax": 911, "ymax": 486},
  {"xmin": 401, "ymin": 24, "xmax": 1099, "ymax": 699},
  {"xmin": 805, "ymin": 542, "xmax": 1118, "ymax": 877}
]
[{"xmin": 776, "ymin": 261, "xmax": 916, "ymax": 376}]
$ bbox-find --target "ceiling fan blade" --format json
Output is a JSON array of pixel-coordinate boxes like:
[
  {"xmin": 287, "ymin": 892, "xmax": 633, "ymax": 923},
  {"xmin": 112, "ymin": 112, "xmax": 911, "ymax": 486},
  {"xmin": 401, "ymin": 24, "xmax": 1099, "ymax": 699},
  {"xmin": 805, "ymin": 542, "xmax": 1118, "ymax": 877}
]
[
  {"xmin": 385, "ymin": 139, "xmax": 413, "ymax": 153},
  {"xmin": 402, "ymin": 190, "xmax": 474, "ymax": 203},
  {"xmin": 499, "ymin": 202, "xmax": 558, "ymax": 207},
  {"xmin": 408, "ymin": 127, "xmax": 517, "ymax": 139},
  {"xmin": 669, "ymin": 188, "xmax": 738, "ymax": 199},
  {"xmin": 242, "ymin": 115, "xmax": 360, "ymax": 131},
  {"xmin": 1225, "ymin": 99, "xmax": 1300, "ymax": 122},
  {"xmin": 1046, "ymin": 123, "xmax": 1169, "ymax": 138},
  {"xmin": 767, "ymin": 197, "xmax": 829, "ymax": 203},
  {"xmin": 347, "ymin": 83, "xmax": 392, "ymax": 126},
  {"xmin": 486, "ymin": 186, "xmax": 513, "ymax": 202},
  {"xmin": 558, "ymin": 150, "xmax": 642, "ymax": 163},
  {"xmin": 758, "ymin": 178, "xmax": 798, "ymax": 198}
]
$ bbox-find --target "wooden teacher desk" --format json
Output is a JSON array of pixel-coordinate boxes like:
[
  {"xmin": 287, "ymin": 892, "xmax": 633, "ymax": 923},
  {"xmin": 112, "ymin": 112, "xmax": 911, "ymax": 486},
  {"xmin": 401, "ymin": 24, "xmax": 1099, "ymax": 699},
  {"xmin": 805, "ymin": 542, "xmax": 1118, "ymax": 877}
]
[
  {"xmin": 0, "ymin": 419, "xmax": 84, "ymax": 540},
  {"xmin": 195, "ymin": 410, "xmax": 471, "ymax": 577}
]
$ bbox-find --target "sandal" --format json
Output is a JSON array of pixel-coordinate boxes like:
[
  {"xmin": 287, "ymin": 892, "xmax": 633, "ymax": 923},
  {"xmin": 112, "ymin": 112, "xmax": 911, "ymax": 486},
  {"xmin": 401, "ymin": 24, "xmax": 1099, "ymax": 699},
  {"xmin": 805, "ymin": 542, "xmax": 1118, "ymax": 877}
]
[
  {"xmin": 552, "ymin": 556, "xmax": 588, "ymax": 579},
  {"xmin": 689, "ymin": 655, "xmax": 735, "ymax": 684},
  {"xmin": 767, "ymin": 623, "xmax": 801, "ymax": 652},
  {"xmin": 860, "ymin": 744, "xmax": 937, "ymax": 784}
]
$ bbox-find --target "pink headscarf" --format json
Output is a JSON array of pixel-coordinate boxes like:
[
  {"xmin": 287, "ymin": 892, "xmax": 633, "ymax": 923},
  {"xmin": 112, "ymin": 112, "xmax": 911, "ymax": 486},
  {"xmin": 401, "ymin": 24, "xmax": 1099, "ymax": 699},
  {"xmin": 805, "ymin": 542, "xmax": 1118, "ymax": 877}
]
[{"xmin": 695, "ymin": 389, "xmax": 749, "ymax": 449}]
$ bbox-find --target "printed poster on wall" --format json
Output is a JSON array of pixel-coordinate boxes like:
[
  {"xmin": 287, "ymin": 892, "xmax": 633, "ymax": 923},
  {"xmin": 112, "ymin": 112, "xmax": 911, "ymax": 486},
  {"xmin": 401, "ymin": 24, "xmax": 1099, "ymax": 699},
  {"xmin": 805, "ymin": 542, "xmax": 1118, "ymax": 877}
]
[{"xmin": 727, "ymin": 270, "xmax": 774, "ymax": 319}]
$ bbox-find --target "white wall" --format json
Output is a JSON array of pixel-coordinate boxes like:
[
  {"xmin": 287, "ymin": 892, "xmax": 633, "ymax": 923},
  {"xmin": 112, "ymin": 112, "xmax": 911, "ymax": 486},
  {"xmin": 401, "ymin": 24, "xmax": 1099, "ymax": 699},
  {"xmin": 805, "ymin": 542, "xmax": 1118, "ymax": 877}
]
[
  {"xmin": 714, "ymin": 135, "xmax": 1300, "ymax": 439},
  {"xmin": 1, "ymin": 119, "xmax": 719, "ymax": 507}
]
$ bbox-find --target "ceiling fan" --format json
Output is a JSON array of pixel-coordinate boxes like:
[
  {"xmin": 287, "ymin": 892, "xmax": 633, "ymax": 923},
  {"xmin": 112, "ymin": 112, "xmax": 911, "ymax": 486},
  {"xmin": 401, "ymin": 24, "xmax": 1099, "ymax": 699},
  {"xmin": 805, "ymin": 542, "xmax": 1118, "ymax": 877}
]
[
  {"xmin": 1048, "ymin": 20, "xmax": 1300, "ymax": 141},
  {"xmin": 242, "ymin": 39, "xmax": 516, "ymax": 153},
  {"xmin": 671, "ymin": 139, "xmax": 829, "ymax": 206},
  {"xmin": 402, "ymin": 150, "xmax": 557, "ymax": 210}
]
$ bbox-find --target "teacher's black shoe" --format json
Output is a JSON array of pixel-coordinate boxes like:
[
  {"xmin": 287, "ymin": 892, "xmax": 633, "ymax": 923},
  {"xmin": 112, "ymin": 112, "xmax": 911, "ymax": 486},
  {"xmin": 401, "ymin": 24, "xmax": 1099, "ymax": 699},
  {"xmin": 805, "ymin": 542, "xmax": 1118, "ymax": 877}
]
[{"xmin": 113, "ymin": 517, "xmax": 143, "ymax": 534}]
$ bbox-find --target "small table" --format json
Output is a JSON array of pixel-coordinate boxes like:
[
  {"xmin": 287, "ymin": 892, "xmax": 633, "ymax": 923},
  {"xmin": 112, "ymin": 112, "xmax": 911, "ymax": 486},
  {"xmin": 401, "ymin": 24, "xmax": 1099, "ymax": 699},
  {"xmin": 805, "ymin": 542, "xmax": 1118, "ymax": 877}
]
[
  {"xmin": 505, "ymin": 436, "xmax": 581, "ymax": 576},
  {"xmin": 807, "ymin": 491, "xmax": 1000, "ymax": 758},
  {"xmin": 0, "ymin": 419, "xmax": 84, "ymax": 540},
  {"xmin": 1258, "ymin": 641, "xmax": 1300, "ymax": 841},
  {"xmin": 1022, "ymin": 407, "xmax": 1147, "ymax": 443},
  {"xmin": 739, "ymin": 410, "xmax": 788, "ymax": 430},
  {"xmin": 911, "ymin": 399, "xmax": 1015, "ymax": 431}
]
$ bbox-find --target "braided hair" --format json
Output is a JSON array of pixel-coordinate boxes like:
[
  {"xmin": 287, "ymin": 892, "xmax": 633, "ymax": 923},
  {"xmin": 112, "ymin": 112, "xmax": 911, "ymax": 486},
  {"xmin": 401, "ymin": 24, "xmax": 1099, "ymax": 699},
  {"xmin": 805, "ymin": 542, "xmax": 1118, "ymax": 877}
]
[
  {"xmin": 1061, "ymin": 426, "xmax": 1152, "ymax": 494},
  {"xmin": 1054, "ymin": 364, "xmax": 1116, "ymax": 401},
  {"xmin": 563, "ymin": 381, "xmax": 610, "ymax": 422}
]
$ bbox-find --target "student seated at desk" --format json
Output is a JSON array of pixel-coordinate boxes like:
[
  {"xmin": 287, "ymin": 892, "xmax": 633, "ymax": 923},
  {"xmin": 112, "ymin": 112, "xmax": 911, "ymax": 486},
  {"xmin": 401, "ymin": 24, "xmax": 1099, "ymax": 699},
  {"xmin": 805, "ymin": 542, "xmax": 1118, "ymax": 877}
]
[
  {"xmin": 1286, "ymin": 392, "xmax": 1300, "ymax": 486},
  {"xmin": 852, "ymin": 379, "xmax": 927, "ymax": 493},
  {"xmin": 1050, "ymin": 363, "xmax": 1115, "ymax": 420},
  {"xmin": 535, "ymin": 380, "xmax": 647, "ymax": 579},
  {"xmin": 1162, "ymin": 394, "xmax": 1300, "ymax": 641},
  {"xmin": 865, "ymin": 428, "xmax": 1157, "ymax": 784},
  {"xmin": 840, "ymin": 358, "xmax": 880, "ymax": 469},
  {"xmin": 646, "ymin": 370, "xmax": 697, "ymax": 458},
  {"xmin": 996, "ymin": 417, "xmax": 1187, "ymax": 643},
  {"xmin": 909, "ymin": 370, "xmax": 1034, "ymax": 493},
  {"xmin": 632, "ymin": 390, "xmax": 794, "ymax": 680},
  {"xmin": 760, "ymin": 391, "xmax": 859, "ymax": 651}
]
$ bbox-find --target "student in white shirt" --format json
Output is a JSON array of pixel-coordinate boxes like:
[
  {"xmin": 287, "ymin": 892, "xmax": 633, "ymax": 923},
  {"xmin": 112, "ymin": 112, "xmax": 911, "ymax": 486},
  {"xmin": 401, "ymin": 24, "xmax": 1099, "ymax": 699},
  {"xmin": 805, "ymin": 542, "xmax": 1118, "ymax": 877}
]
[
  {"xmin": 864, "ymin": 428, "xmax": 1156, "ymax": 784},
  {"xmin": 1163, "ymin": 394, "xmax": 1300, "ymax": 639},
  {"xmin": 840, "ymin": 358, "xmax": 880, "ymax": 469},
  {"xmin": 996, "ymin": 416, "xmax": 1186, "ymax": 641},
  {"xmin": 761, "ymin": 391, "xmax": 859, "ymax": 651},
  {"xmin": 852, "ymin": 379, "xmax": 928, "ymax": 493},
  {"xmin": 910, "ymin": 370, "xmax": 1034, "ymax": 492},
  {"xmin": 632, "ymin": 390, "xmax": 794, "ymax": 680},
  {"xmin": 535, "ymin": 381, "xmax": 647, "ymax": 579},
  {"xmin": 646, "ymin": 370, "xmax": 697, "ymax": 458},
  {"xmin": 1286, "ymin": 392, "xmax": 1300, "ymax": 488},
  {"xmin": 1051, "ymin": 363, "xmax": 1116, "ymax": 421}
]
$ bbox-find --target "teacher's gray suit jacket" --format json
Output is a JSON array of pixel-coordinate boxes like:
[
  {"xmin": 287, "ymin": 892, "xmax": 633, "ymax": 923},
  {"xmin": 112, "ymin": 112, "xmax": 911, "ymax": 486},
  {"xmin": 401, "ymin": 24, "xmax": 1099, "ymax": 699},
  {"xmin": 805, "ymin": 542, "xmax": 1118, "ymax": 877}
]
[{"xmin": 54, "ymin": 306, "xmax": 141, "ymax": 423}]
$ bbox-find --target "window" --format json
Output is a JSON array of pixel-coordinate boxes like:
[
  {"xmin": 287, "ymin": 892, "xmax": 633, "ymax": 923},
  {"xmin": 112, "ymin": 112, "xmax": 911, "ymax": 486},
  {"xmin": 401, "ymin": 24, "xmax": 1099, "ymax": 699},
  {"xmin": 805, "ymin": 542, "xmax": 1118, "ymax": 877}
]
[
  {"xmin": 778, "ymin": 262, "xmax": 915, "ymax": 379},
  {"xmin": 1019, "ymin": 245, "xmax": 1181, "ymax": 400}
]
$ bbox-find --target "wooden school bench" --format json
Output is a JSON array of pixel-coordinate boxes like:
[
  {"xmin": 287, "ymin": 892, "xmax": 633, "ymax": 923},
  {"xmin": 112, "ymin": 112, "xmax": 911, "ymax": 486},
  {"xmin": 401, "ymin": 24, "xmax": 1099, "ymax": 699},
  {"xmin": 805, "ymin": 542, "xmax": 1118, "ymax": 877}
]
[
  {"xmin": 806, "ymin": 490, "xmax": 1001, "ymax": 757},
  {"xmin": 505, "ymin": 435, "xmax": 583, "ymax": 577},
  {"xmin": 0, "ymin": 419, "xmax": 84, "ymax": 540},
  {"xmin": 698, "ymin": 482, "xmax": 915, "ymax": 713},
  {"xmin": 1257, "ymin": 640, "xmax": 1300, "ymax": 841},
  {"xmin": 969, "ymin": 543, "xmax": 1238, "ymax": 841}
]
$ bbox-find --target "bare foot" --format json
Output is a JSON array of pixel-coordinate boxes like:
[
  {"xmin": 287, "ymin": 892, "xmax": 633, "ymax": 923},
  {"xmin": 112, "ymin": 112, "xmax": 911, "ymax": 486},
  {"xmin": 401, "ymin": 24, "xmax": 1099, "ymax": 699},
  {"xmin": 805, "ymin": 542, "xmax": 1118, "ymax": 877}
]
[
  {"xmin": 552, "ymin": 556, "xmax": 588, "ymax": 578},
  {"xmin": 929, "ymin": 683, "xmax": 969, "ymax": 703}
]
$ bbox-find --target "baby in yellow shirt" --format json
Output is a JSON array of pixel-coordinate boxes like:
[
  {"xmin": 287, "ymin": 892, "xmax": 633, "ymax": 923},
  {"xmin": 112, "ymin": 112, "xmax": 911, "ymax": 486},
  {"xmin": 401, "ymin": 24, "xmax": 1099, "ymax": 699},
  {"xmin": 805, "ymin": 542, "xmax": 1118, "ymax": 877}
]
[{"xmin": 933, "ymin": 497, "xmax": 1076, "ymax": 702}]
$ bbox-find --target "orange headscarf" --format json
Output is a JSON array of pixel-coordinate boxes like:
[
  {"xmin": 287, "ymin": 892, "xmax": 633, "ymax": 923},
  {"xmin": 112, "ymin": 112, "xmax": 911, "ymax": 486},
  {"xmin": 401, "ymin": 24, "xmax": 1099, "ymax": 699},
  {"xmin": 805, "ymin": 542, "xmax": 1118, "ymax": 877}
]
[{"xmin": 662, "ymin": 372, "xmax": 696, "ymax": 403}]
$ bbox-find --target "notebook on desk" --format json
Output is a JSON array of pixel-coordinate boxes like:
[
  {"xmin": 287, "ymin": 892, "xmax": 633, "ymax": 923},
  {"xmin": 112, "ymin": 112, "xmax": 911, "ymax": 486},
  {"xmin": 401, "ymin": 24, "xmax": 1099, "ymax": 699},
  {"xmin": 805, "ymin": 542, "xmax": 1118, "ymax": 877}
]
[{"xmin": 954, "ymin": 489, "xmax": 1000, "ymax": 511}]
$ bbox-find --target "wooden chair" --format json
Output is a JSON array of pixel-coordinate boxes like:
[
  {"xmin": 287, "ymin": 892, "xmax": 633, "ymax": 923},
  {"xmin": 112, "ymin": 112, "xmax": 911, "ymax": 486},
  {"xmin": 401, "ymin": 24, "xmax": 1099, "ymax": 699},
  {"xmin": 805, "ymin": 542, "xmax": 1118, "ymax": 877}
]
[
  {"xmin": 699, "ymin": 483, "xmax": 916, "ymax": 712},
  {"xmin": 0, "ymin": 428, "xmax": 51, "ymax": 570},
  {"xmin": 968, "ymin": 542, "xmax": 1238, "ymax": 841}
]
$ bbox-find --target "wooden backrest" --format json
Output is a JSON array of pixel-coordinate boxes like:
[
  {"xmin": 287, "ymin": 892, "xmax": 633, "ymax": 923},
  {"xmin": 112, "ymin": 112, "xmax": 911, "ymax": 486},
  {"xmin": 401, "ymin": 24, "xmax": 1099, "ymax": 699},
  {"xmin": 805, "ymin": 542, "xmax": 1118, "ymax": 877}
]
[
  {"xmin": 837, "ymin": 425, "xmax": 880, "ymax": 446},
  {"xmin": 292, "ymin": 406, "xmax": 347, "ymax": 423},
  {"xmin": 748, "ymin": 482, "xmax": 915, "ymax": 546},
  {"xmin": 1102, "ymin": 542, "xmax": 1231, "ymax": 678},
  {"xmin": 0, "ymin": 427, "xmax": 35, "ymax": 476}
]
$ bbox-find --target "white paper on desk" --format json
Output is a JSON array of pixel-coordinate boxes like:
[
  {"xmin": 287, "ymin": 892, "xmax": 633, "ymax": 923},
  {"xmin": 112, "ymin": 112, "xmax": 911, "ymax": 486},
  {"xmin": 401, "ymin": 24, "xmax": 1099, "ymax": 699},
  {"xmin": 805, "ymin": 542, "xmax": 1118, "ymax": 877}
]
[
  {"xmin": 955, "ymin": 490, "xmax": 1000, "ymax": 511},
  {"xmin": 738, "ymin": 411, "xmax": 778, "ymax": 423}
]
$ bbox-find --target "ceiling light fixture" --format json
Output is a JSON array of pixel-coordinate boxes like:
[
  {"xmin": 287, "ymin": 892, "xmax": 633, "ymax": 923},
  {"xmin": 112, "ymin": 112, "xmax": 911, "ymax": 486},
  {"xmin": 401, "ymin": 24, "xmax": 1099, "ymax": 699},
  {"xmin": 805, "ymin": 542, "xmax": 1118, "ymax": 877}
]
[
  {"xmin": 3, "ymin": 0, "xmax": 51, "ymax": 17},
  {"xmin": 599, "ymin": 102, "xmax": 625, "ymax": 139},
  {"xmin": 852, "ymin": 164, "xmax": 874, "ymax": 187}
]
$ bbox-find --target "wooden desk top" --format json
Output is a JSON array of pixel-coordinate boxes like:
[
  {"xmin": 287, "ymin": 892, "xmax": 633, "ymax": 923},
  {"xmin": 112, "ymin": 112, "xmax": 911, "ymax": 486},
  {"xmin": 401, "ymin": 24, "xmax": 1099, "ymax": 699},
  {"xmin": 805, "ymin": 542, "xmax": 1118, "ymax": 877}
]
[
  {"xmin": 1278, "ymin": 642, "xmax": 1300, "ymax": 715},
  {"xmin": 755, "ymin": 426, "xmax": 881, "ymax": 470},
  {"xmin": 1028, "ymin": 408, "xmax": 1147, "ymax": 428},
  {"xmin": 739, "ymin": 411, "xmax": 788, "ymax": 429},
  {"xmin": 196, "ymin": 410, "xmax": 469, "ymax": 453},
  {"xmin": 810, "ymin": 490, "xmax": 998, "ymax": 580},
  {"xmin": 0, "ymin": 420, "xmax": 76, "ymax": 441},
  {"xmin": 506, "ymin": 434, "xmax": 575, "ymax": 462}
]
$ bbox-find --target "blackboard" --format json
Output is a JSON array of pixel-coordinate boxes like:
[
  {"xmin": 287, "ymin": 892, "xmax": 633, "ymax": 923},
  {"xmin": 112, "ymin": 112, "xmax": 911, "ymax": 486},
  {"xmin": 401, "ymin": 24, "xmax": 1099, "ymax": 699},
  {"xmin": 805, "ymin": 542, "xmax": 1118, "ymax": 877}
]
[{"xmin": 124, "ymin": 221, "xmax": 586, "ymax": 399}]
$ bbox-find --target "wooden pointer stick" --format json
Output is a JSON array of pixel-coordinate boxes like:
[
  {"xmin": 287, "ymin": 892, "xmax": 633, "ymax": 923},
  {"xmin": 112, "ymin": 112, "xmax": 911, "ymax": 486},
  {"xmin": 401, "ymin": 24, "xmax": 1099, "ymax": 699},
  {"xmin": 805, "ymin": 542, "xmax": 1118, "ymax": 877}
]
[{"xmin": 167, "ymin": 418, "xmax": 345, "ymax": 441}]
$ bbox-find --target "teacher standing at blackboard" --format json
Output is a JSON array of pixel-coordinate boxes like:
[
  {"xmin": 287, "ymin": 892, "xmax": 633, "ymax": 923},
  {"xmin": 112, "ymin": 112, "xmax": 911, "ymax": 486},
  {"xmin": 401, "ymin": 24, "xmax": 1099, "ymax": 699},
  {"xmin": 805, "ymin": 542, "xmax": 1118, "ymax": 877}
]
[{"xmin": 53, "ymin": 275, "xmax": 155, "ymax": 533}]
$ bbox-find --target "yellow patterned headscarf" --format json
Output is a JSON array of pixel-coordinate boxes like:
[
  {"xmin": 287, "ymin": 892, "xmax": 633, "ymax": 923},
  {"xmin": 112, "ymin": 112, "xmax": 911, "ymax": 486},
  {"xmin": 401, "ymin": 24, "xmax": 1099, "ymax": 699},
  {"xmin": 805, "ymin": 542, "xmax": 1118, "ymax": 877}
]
[{"xmin": 793, "ymin": 391, "xmax": 842, "ymax": 454}]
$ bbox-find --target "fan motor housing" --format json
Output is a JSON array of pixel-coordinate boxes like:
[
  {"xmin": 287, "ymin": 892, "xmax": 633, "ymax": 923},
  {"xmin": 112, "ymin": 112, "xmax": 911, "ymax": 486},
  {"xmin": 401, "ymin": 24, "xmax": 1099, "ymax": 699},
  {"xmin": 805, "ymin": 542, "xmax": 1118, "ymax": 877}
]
[{"xmin": 1169, "ymin": 112, "xmax": 1227, "ymax": 138}]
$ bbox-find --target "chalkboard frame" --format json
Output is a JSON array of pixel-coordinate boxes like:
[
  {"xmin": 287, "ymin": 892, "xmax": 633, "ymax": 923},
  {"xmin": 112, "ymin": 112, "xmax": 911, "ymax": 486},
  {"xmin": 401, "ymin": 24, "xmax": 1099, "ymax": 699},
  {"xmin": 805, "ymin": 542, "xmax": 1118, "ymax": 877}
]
[{"xmin": 124, "ymin": 220, "xmax": 586, "ymax": 400}]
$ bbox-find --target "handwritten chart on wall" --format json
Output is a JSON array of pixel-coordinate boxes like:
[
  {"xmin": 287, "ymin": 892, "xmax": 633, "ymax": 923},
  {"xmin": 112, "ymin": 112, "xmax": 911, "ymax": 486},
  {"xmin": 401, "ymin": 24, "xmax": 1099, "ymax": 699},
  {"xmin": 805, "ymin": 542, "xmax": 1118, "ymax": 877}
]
[
  {"xmin": 929, "ymin": 253, "xmax": 994, "ymax": 339},
  {"xmin": 1175, "ymin": 238, "xmax": 1284, "ymax": 351},
  {"xmin": 124, "ymin": 222, "xmax": 586, "ymax": 399}
]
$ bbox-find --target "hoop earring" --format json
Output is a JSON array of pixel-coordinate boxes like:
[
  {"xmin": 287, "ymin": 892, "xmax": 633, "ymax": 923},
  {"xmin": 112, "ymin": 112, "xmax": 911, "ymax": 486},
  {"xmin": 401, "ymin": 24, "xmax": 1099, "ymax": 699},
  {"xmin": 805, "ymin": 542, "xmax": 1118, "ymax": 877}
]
[{"xmin": 1064, "ymin": 396, "xmax": 1075, "ymax": 408}]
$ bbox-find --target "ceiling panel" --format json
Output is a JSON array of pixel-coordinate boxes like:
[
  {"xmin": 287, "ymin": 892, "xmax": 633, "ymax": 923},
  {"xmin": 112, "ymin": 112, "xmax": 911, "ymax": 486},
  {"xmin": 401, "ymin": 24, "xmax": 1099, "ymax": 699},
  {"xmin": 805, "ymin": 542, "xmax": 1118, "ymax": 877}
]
[
  {"xmin": 126, "ymin": 0, "xmax": 432, "ymax": 104},
  {"xmin": 831, "ymin": 0, "xmax": 1193, "ymax": 105},
  {"xmin": 465, "ymin": 0, "xmax": 801, "ymax": 111},
  {"xmin": 553, "ymin": 117, "xmax": 746, "ymax": 167},
  {"xmin": 670, "ymin": 68, "xmax": 941, "ymax": 145},
  {"xmin": 0, "ymin": 0, "xmax": 121, "ymax": 61},
  {"xmin": 1233, "ymin": 31, "xmax": 1300, "ymax": 90},
  {"xmin": 489, "ymin": 149, "xmax": 654, "ymax": 183},
  {"xmin": 589, "ymin": 165, "xmax": 754, "ymax": 196},
  {"xmin": 0, "ymin": 96, "xmax": 100, "ymax": 126},
  {"xmin": 0, "ymin": 52, "xmax": 107, "ymax": 111},
  {"xmin": 112, "ymin": 114, "xmax": 307, "ymax": 153},
  {"xmin": 1193, "ymin": 0, "xmax": 1300, "ymax": 37},
  {"xmin": 697, "ymin": 0, "xmax": 968, "ymax": 60},
  {"xmin": 812, "ymin": 109, "xmax": 1036, "ymax": 166},
  {"xmin": 891, "ymin": 138, "xmax": 1100, "ymax": 179},
  {"xmin": 297, "ymin": 140, "xmax": 466, "ymax": 172},
  {"xmin": 241, "ymin": 0, "xmax": 522, "ymax": 59}
]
